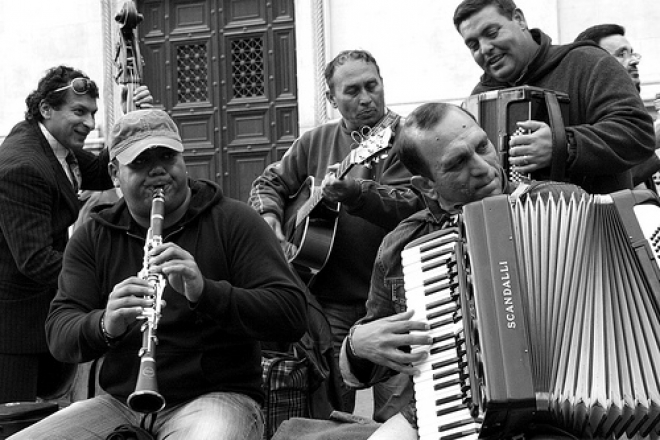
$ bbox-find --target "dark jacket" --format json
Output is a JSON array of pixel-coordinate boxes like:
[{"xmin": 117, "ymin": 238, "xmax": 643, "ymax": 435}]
[
  {"xmin": 473, "ymin": 30, "xmax": 655, "ymax": 194},
  {"xmin": 46, "ymin": 179, "xmax": 308, "ymax": 406},
  {"xmin": 0, "ymin": 120, "xmax": 111, "ymax": 353}
]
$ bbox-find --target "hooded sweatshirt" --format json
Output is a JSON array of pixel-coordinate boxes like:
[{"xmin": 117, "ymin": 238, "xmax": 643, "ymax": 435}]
[{"xmin": 46, "ymin": 179, "xmax": 307, "ymax": 406}]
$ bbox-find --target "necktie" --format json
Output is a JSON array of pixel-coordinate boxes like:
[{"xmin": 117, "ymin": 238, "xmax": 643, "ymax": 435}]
[{"xmin": 65, "ymin": 151, "xmax": 81, "ymax": 193}]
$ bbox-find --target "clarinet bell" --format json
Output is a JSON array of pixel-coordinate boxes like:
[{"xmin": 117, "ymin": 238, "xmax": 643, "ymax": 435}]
[{"xmin": 127, "ymin": 358, "xmax": 166, "ymax": 413}]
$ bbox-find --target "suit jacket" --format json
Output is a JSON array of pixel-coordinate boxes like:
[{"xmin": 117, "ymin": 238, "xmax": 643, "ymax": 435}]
[{"xmin": 0, "ymin": 120, "xmax": 112, "ymax": 354}]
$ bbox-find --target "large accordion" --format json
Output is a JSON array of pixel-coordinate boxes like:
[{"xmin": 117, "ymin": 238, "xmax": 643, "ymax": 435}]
[{"xmin": 402, "ymin": 189, "xmax": 660, "ymax": 439}]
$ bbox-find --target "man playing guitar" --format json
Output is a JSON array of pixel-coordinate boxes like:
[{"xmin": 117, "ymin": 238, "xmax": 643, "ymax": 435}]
[{"xmin": 249, "ymin": 49, "xmax": 424, "ymax": 419}]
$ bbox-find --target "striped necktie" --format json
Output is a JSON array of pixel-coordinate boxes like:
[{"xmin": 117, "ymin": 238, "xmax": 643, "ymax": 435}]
[{"xmin": 65, "ymin": 151, "xmax": 81, "ymax": 194}]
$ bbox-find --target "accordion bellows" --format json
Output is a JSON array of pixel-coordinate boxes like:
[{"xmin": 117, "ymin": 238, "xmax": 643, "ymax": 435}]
[{"xmin": 403, "ymin": 190, "xmax": 660, "ymax": 440}]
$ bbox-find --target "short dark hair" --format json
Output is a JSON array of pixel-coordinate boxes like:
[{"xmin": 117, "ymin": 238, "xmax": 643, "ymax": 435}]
[
  {"xmin": 398, "ymin": 102, "xmax": 477, "ymax": 179},
  {"xmin": 453, "ymin": 0, "xmax": 518, "ymax": 30},
  {"xmin": 25, "ymin": 65, "xmax": 99, "ymax": 122},
  {"xmin": 574, "ymin": 23, "xmax": 625, "ymax": 44},
  {"xmin": 324, "ymin": 50, "xmax": 381, "ymax": 93}
]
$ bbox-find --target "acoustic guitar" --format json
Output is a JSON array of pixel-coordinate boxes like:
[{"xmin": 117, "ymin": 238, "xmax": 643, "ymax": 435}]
[{"xmin": 281, "ymin": 126, "xmax": 393, "ymax": 281}]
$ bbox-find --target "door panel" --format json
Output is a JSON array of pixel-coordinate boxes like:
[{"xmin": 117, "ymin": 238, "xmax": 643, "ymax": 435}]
[{"xmin": 137, "ymin": 0, "xmax": 297, "ymax": 202}]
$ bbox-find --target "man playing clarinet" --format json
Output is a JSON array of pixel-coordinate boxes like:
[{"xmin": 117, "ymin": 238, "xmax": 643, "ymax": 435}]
[{"xmin": 10, "ymin": 109, "xmax": 307, "ymax": 440}]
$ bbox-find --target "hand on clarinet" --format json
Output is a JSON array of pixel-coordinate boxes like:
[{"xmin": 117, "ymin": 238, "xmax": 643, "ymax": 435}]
[
  {"xmin": 147, "ymin": 242, "xmax": 204, "ymax": 304},
  {"xmin": 508, "ymin": 120, "xmax": 553, "ymax": 173},
  {"xmin": 350, "ymin": 310, "xmax": 432, "ymax": 376},
  {"xmin": 104, "ymin": 277, "xmax": 156, "ymax": 338}
]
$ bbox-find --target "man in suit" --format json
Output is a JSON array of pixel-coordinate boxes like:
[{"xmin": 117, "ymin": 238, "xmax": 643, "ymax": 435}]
[{"xmin": 0, "ymin": 65, "xmax": 151, "ymax": 403}]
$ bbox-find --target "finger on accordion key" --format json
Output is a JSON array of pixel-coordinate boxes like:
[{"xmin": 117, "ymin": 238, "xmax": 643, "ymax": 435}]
[
  {"xmin": 414, "ymin": 350, "xmax": 461, "ymax": 376},
  {"xmin": 410, "ymin": 322, "xmax": 461, "ymax": 358},
  {"xmin": 407, "ymin": 297, "xmax": 457, "ymax": 345},
  {"xmin": 415, "ymin": 345, "xmax": 462, "ymax": 370}
]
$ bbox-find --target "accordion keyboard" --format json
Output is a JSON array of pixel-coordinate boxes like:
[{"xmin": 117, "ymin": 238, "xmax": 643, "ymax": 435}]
[{"xmin": 402, "ymin": 229, "xmax": 481, "ymax": 440}]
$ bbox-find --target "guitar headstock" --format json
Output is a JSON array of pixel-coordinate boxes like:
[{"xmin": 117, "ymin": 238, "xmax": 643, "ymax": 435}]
[{"xmin": 353, "ymin": 126, "xmax": 393, "ymax": 166}]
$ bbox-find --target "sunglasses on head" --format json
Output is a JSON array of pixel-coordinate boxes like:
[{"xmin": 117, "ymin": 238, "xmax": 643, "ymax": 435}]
[{"xmin": 53, "ymin": 77, "xmax": 95, "ymax": 95}]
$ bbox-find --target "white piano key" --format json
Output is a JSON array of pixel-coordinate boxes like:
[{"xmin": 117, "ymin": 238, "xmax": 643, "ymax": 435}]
[
  {"xmin": 411, "ymin": 330, "xmax": 459, "ymax": 356},
  {"xmin": 404, "ymin": 263, "xmax": 450, "ymax": 285},
  {"xmin": 418, "ymin": 414, "xmax": 479, "ymax": 439},
  {"xmin": 413, "ymin": 380, "xmax": 463, "ymax": 403},
  {"xmin": 415, "ymin": 400, "xmax": 469, "ymax": 423}
]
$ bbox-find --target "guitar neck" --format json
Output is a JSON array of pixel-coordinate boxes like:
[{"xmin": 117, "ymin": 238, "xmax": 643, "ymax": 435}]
[
  {"xmin": 293, "ymin": 124, "xmax": 394, "ymax": 227},
  {"xmin": 293, "ymin": 153, "xmax": 361, "ymax": 228},
  {"xmin": 296, "ymin": 179, "xmax": 326, "ymax": 226},
  {"xmin": 334, "ymin": 149, "xmax": 361, "ymax": 180}
]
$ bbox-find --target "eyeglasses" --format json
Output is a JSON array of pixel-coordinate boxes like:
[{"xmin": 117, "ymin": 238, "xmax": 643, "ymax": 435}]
[
  {"xmin": 613, "ymin": 50, "xmax": 642, "ymax": 62},
  {"xmin": 53, "ymin": 78, "xmax": 95, "ymax": 95}
]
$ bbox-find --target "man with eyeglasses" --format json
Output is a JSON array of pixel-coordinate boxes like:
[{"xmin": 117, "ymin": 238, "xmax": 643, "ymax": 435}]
[
  {"xmin": 453, "ymin": 0, "xmax": 655, "ymax": 195},
  {"xmin": 0, "ymin": 65, "xmax": 152, "ymax": 404},
  {"xmin": 574, "ymin": 23, "xmax": 660, "ymax": 192},
  {"xmin": 575, "ymin": 24, "xmax": 641, "ymax": 91}
]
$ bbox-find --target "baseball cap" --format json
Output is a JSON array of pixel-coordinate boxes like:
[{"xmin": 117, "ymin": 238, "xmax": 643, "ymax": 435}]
[{"xmin": 110, "ymin": 109, "xmax": 184, "ymax": 165}]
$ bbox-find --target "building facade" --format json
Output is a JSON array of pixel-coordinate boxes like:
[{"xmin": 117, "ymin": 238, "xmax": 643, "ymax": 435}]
[{"xmin": 1, "ymin": 0, "xmax": 658, "ymax": 202}]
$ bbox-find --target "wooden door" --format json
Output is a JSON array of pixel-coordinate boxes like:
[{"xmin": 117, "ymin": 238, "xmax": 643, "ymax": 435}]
[{"xmin": 138, "ymin": 0, "xmax": 298, "ymax": 202}]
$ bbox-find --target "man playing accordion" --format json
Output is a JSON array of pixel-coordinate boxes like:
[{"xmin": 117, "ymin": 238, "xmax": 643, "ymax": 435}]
[{"xmin": 340, "ymin": 102, "xmax": 586, "ymax": 440}]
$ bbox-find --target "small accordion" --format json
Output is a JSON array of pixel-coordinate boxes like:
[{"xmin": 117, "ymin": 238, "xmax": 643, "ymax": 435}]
[
  {"xmin": 465, "ymin": 86, "xmax": 570, "ymax": 184},
  {"xmin": 402, "ymin": 189, "xmax": 660, "ymax": 440}
]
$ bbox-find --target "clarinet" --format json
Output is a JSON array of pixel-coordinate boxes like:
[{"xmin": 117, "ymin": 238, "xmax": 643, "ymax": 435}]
[{"xmin": 127, "ymin": 187, "xmax": 167, "ymax": 413}]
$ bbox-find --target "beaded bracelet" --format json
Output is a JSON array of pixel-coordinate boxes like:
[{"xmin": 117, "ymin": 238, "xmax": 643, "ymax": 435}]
[{"xmin": 100, "ymin": 312, "xmax": 120, "ymax": 347}]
